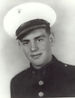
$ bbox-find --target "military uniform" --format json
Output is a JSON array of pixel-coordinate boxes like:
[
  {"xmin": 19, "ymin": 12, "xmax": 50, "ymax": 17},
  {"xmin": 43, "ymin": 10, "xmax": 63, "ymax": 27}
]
[{"xmin": 10, "ymin": 56, "xmax": 75, "ymax": 98}]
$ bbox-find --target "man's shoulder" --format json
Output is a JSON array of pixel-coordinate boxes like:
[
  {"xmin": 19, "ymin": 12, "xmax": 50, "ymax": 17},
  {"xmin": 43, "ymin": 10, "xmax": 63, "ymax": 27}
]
[
  {"xmin": 11, "ymin": 67, "xmax": 31, "ymax": 84},
  {"xmin": 53, "ymin": 56, "xmax": 75, "ymax": 74}
]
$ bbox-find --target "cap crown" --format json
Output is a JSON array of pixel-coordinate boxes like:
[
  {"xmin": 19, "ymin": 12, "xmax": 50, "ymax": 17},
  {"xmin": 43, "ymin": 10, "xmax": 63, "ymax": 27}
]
[{"xmin": 3, "ymin": 2, "xmax": 56, "ymax": 38}]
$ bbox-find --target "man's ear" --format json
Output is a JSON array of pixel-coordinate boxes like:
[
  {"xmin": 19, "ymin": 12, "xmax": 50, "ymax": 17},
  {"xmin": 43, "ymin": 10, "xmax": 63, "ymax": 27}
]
[
  {"xmin": 49, "ymin": 32, "xmax": 55, "ymax": 46},
  {"xmin": 16, "ymin": 40, "xmax": 21, "ymax": 46},
  {"xmin": 17, "ymin": 40, "xmax": 24, "ymax": 51},
  {"xmin": 16, "ymin": 40, "xmax": 23, "ymax": 48}
]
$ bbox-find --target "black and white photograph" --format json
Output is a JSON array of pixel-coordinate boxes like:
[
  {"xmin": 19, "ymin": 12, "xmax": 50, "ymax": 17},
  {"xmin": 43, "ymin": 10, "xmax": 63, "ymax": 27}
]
[{"xmin": 0, "ymin": 0, "xmax": 75, "ymax": 98}]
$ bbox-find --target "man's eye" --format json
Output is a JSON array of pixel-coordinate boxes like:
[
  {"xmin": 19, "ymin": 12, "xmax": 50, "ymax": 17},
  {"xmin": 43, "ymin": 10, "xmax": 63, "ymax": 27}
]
[{"xmin": 37, "ymin": 39, "xmax": 43, "ymax": 42}]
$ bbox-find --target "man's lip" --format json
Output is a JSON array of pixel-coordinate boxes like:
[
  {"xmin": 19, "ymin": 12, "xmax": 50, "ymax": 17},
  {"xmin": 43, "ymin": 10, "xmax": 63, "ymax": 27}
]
[{"xmin": 31, "ymin": 53, "xmax": 42, "ymax": 58}]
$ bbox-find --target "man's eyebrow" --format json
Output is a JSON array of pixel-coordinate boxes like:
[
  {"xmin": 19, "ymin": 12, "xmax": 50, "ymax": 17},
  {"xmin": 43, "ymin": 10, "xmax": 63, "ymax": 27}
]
[
  {"xmin": 21, "ymin": 39, "xmax": 29, "ymax": 42},
  {"xmin": 35, "ymin": 35, "xmax": 46, "ymax": 40}
]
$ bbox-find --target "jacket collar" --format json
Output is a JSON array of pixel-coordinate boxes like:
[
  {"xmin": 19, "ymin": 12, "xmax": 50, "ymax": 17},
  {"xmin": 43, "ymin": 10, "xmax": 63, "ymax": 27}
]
[{"xmin": 30, "ymin": 55, "xmax": 59, "ymax": 73}]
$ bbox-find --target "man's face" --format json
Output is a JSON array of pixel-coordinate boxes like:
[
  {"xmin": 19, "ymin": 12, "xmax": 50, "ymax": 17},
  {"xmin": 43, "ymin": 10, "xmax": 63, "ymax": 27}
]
[{"xmin": 19, "ymin": 28, "xmax": 53, "ymax": 69}]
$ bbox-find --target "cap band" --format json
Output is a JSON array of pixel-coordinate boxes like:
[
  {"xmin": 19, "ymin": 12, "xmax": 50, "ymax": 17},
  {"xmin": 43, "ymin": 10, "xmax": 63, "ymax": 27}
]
[{"xmin": 16, "ymin": 19, "xmax": 50, "ymax": 40}]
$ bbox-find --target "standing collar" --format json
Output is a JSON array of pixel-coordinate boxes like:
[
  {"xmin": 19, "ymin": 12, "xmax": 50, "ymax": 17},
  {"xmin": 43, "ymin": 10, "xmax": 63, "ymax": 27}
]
[{"xmin": 30, "ymin": 55, "xmax": 58, "ymax": 72}]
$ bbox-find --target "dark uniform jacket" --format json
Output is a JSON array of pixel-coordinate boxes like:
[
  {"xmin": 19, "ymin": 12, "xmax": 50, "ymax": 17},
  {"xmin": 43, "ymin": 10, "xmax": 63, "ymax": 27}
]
[{"xmin": 11, "ymin": 56, "xmax": 75, "ymax": 98}]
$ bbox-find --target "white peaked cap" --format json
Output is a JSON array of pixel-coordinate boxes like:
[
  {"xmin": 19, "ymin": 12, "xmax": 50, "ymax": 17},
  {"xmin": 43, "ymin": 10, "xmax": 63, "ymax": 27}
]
[{"xmin": 3, "ymin": 2, "xmax": 56, "ymax": 38}]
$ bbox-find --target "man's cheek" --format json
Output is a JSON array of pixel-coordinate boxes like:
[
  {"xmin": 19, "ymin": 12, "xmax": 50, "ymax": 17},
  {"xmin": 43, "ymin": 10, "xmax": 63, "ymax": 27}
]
[{"xmin": 24, "ymin": 50, "xmax": 30, "ymax": 58}]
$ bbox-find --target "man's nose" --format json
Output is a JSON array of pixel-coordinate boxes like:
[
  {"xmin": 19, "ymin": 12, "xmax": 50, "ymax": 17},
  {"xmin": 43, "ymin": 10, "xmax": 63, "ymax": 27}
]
[{"xmin": 30, "ymin": 41, "xmax": 38, "ymax": 52}]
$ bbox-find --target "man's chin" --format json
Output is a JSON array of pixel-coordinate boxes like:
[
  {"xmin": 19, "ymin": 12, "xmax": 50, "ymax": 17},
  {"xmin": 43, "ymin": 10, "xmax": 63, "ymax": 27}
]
[
  {"xmin": 31, "ymin": 61, "xmax": 44, "ymax": 69},
  {"xmin": 32, "ymin": 65, "xmax": 43, "ymax": 69}
]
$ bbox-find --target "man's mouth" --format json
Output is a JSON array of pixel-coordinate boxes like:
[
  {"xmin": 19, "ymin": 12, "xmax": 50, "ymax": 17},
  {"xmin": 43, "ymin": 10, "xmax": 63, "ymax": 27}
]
[{"xmin": 31, "ymin": 53, "xmax": 42, "ymax": 59}]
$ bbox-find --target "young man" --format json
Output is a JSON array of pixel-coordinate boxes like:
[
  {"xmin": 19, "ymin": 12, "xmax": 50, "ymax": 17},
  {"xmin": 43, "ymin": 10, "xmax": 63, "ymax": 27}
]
[
  {"xmin": 11, "ymin": 19, "xmax": 68, "ymax": 98},
  {"xmin": 3, "ymin": 2, "xmax": 75, "ymax": 98}
]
